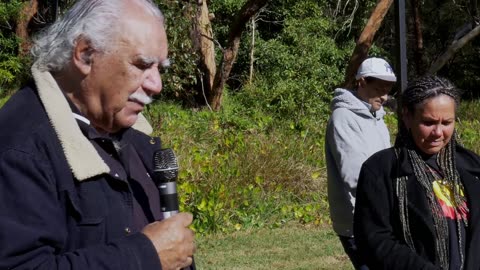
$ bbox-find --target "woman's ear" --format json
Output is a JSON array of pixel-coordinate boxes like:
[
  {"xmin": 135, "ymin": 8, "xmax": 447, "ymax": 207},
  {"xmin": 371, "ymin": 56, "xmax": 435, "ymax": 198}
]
[{"xmin": 72, "ymin": 36, "xmax": 95, "ymax": 75}]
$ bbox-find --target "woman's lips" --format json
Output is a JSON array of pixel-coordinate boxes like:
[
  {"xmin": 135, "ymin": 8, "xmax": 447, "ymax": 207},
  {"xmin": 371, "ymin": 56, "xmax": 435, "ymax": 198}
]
[{"xmin": 427, "ymin": 140, "xmax": 442, "ymax": 147}]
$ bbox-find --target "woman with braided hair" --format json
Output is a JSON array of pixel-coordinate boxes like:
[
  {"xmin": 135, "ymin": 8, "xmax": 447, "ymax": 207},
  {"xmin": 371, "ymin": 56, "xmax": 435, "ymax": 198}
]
[{"xmin": 353, "ymin": 75, "xmax": 480, "ymax": 270}]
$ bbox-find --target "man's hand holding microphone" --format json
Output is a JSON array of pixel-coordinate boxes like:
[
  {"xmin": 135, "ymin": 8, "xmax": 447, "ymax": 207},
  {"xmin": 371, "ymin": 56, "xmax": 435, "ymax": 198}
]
[{"xmin": 142, "ymin": 149, "xmax": 196, "ymax": 270}]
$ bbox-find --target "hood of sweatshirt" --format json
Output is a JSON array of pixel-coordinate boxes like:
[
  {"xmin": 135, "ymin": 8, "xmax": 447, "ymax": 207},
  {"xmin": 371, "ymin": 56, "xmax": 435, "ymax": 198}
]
[{"xmin": 330, "ymin": 88, "xmax": 386, "ymax": 120}]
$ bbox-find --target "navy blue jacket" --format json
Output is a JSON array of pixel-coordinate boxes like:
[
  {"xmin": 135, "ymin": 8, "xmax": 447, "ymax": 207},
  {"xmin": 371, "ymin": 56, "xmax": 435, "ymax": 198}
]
[
  {"xmin": 354, "ymin": 146, "xmax": 480, "ymax": 270},
  {"xmin": 0, "ymin": 68, "xmax": 163, "ymax": 269}
]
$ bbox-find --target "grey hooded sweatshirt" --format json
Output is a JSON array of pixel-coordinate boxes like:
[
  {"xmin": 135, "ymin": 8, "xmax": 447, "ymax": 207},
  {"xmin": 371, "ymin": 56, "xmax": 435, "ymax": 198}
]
[{"xmin": 325, "ymin": 88, "xmax": 391, "ymax": 237}]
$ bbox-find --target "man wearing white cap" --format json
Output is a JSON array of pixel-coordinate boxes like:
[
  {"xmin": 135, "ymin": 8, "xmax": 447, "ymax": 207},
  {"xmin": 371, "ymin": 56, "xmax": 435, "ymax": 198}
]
[{"xmin": 325, "ymin": 57, "xmax": 397, "ymax": 269}]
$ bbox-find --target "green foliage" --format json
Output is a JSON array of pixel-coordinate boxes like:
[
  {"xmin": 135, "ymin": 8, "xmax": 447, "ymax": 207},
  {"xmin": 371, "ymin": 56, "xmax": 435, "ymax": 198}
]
[
  {"xmin": 383, "ymin": 110, "xmax": 398, "ymax": 145},
  {"xmin": 144, "ymin": 100, "xmax": 329, "ymax": 234},
  {"xmin": 153, "ymin": 1, "xmax": 199, "ymax": 104},
  {"xmin": 0, "ymin": 94, "xmax": 10, "ymax": 107},
  {"xmin": 140, "ymin": 97, "xmax": 480, "ymax": 235},
  {"xmin": 0, "ymin": 1, "xmax": 22, "ymax": 25},
  {"xmin": 457, "ymin": 100, "xmax": 480, "ymax": 154},
  {"xmin": 144, "ymin": 47, "xmax": 340, "ymax": 233},
  {"xmin": 241, "ymin": 0, "xmax": 353, "ymax": 123},
  {"xmin": 209, "ymin": 0, "xmax": 248, "ymax": 41},
  {"xmin": 0, "ymin": 1, "xmax": 25, "ymax": 93}
]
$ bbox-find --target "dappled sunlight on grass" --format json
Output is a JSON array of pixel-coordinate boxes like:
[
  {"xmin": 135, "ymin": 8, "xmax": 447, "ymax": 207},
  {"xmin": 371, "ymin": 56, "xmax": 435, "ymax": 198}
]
[{"xmin": 196, "ymin": 223, "xmax": 352, "ymax": 269}]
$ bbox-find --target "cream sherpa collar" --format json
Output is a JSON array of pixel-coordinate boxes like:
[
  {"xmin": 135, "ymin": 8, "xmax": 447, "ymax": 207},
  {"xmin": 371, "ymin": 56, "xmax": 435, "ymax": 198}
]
[{"xmin": 31, "ymin": 63, "xmax": 153, "ymax": 181}]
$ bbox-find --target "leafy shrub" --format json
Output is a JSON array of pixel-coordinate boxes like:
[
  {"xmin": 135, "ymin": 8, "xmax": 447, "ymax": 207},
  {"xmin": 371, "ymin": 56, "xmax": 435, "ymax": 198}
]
[
  {"xmin": 145, "ymin": 100, "xmax": 330, "ymax": 234},
  {"xmin": 153, "ymin": 1, "xmax": 199, "ymax": 104},
  {"xmin": 457, "ymin": 100, "xmax": 480, "ymax": 154},
  {"xmin": 242, "ymin": 1, "xmax": 353, "ymax": 123},
  {"xmin": 0, "ymin": 1, "xmax": 27, "ymax": 93}
]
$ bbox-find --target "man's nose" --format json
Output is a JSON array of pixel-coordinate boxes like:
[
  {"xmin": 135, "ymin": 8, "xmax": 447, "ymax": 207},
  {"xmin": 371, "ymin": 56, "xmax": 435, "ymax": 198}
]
[
  {"xmin": 380, "ymin": 93, "xmax": 388, "ymax": 103},
  {"xmin": 143, "ymin": 68, "xmax": 162, "ymax": 95}
]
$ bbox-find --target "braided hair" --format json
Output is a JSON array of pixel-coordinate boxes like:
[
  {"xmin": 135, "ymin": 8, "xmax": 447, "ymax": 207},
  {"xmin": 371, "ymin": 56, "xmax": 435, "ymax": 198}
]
[
  {"xmin": 396, "ymin": 75, "xmax": 461, "ymax": 147},
  {"xmin": 394, "ymin": 75, "xmax": 466, "ymax": 270}
]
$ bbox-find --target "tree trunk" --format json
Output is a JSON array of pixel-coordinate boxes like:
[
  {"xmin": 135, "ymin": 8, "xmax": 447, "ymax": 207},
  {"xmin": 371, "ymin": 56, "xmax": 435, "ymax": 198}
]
[
  {"xmin": 193, "ymin": 0, "xmax": 216, "ymax": 106},
  {"xmin": 428, "ymin": 24, "xmax": 480, "ymax": 74},
  {"xmin": 209, "ymin": 0, "xmax": 269, "ymax": 111},
  {"xmin": 411, "ymin": 0, "xmax": 427, "ymax": 75},
  {"xmin": 342, "ymin": 0, "xmax": 394, "ymax": 89},
  {"xmin": 249, "ymin": 17, "xmax": 256, "ymax": 84},
  {"xmin": 15, "ymin": 0, "xmax": 39, "ymax": 56}
]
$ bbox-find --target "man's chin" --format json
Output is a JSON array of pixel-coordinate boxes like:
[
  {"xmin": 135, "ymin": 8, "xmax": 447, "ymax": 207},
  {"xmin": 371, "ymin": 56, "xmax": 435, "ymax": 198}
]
[
  {"xmin": 122, "ymin": 114, "xmax": 140, "ymax": 127},
  {"xmin": 109, "ymin": 114, "xmax": 139, "ymax": 133}
]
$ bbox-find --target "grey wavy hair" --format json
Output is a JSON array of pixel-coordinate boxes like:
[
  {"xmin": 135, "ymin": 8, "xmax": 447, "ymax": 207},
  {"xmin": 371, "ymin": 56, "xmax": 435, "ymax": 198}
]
[{"xmin": 31, "ymin": 0, "xmax": 164, "ymax": 72}]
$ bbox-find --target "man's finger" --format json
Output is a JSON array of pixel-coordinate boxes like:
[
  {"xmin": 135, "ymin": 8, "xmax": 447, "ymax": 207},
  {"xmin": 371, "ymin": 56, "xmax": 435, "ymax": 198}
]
[
  {"xmin": 182, "ymin": 256, "xmax": 193, "ymax": 269},
  {"xmin": 172, "ymin": 212, "xmax": 193, "ymax": 227}
]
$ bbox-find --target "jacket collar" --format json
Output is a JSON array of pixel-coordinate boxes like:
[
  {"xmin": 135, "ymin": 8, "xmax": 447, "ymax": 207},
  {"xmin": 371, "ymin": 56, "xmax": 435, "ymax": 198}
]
[
  {"xmin": 395, "ymin": 146, "xmax": 414, "ymax": 177},
  {"xmin": 31, "ymin": 62, "xmax": 153, "ymax": 181},
  {"xmin": 397, "ymin": 144, "xmax": 480, "ymax": 177},
  {"xmin": 394, "ymin": 147, "xmax": 435, "ymax": 234},
  {"xmin": 397, "ymin": 145, "xmax": 480, "ymax": 239}
]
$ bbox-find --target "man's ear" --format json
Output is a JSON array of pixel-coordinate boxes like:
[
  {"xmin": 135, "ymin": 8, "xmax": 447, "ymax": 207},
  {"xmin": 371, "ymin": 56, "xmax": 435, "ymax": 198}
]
[
  {"xmin": 357, "ymin": 77, "xmax": 367, "ymax": 89},
  {"xmin": 73, "ymin": 37, "xmax": 95, "ymax": 75}
]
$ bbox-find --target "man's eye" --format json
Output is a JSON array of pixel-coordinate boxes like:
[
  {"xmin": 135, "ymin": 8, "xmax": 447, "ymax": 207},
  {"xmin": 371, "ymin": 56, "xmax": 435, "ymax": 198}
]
[
  {"xmin": 136, "ymin": 62, "xmax": 152, "ymax": 70},
  {"xmin": 377, "ymin": 88, "xmax": 388, "ymax": 94}
]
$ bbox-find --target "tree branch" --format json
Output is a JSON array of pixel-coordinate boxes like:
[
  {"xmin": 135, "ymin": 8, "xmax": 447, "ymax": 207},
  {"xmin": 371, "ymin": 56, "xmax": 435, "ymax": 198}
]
[
  {"xmin": 342, "ymin": 0, "xmax": 394, "ymax": 89},
  {"xmin": 209, "ymin": 0, "xmax": 269, "ymax": 111},
  {"xmin": 428, "ymin": 23, "xmax": 480, "ymax": 74}
]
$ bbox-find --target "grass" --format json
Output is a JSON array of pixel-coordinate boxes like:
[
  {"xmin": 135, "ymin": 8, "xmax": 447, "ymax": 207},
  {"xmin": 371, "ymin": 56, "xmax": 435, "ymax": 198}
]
[{"xmin": 195, "ymin": 223, "xmax": 352, "ymax": 270}]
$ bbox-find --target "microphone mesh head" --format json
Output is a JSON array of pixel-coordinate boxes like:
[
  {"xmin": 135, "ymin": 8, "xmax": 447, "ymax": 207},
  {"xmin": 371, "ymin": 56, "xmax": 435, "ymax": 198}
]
[{"xmin": 153, "ymin": 148, "xmax": 179, "ymax": 181}]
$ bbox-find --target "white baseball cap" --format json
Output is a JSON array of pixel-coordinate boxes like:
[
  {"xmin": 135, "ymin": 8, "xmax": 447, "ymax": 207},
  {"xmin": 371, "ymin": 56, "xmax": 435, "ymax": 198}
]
[{"xmin": 355, "ymin": 57, "xmax": 397, "ymax": 82}]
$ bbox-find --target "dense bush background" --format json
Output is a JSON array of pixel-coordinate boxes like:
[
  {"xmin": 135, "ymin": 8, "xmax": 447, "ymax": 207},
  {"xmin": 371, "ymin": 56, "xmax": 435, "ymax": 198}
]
[
  {"xmin": 1, "ymin": 0, "xmax": 480, "ymax": 234},
  {"xmin": 0, "ymin": 1, "xmax": 26, "ymax": 91}
]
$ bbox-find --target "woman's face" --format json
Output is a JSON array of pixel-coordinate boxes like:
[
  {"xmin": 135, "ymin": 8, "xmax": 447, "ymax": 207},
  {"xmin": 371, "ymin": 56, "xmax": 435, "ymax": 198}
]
[{"xmin": 404, "ymin": 95, "xmax": 456, "ymax": 155}]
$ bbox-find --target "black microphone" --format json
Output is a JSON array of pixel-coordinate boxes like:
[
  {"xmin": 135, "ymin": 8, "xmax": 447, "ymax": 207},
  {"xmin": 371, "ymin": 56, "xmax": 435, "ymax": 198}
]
[
  {"xmin": 153, "ymin": 148, "xmax": 180, "ymax": 219},
  {"xmin": 153, "ymin": 149, "xmax": 197, "ymax": 270}
]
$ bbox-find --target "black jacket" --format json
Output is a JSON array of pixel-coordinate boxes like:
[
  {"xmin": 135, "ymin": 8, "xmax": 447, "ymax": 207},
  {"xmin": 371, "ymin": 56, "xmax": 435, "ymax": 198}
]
[
  {"xmin": 354, "ymin": 146, "xmax": 480, "ymax": 270},
  {"xmin": 0, "ymin": 67, "xmax": 163, "ymax": 269}
]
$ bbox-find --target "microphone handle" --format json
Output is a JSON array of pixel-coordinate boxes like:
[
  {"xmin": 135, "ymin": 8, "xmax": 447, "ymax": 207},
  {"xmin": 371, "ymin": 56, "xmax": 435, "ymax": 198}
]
[
  {"xmin": 158, "ymin": 181, "xmax": 179, "ymax": 219},
  {"xmin": 158, "ymin": 181, "xmax": 196, "ymax": 270}
]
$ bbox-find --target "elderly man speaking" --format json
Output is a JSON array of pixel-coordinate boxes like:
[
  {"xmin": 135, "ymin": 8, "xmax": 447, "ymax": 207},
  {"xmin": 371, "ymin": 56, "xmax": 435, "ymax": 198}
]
[{"xmin": 0, "ymin": 1, "xmax": 195, "ymax": 270}]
